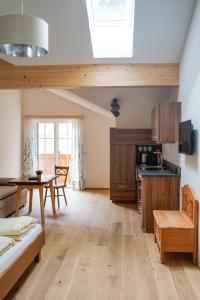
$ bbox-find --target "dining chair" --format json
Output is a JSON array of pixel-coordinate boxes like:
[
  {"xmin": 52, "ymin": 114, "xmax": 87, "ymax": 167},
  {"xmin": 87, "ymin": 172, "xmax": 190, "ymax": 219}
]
[{"xmin": 44, "ymin": 165, "xmax": 69, "ymax": 209}]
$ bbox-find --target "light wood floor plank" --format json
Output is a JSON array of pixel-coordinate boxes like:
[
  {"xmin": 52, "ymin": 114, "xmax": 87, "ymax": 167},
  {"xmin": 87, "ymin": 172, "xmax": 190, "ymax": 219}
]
[
  {"xmin": 169, "ymin": 254, "xmax": 198, "ymax": 300},
  {"xmin": 180, "ymin": 255, "xmax": 200, "ymax": 299},
  {"xmin": 145, "ymin": 233, "xmax": 179, "ymax": 300},
  {"xmin": 5, "ymin": 189, "xmax": 200, "ymax": 300}
]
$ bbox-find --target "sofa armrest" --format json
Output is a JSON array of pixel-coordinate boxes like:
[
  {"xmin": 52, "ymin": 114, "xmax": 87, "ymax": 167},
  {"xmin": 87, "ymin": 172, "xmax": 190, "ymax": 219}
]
[{"xmin": 0, "ymin": 178, "xmax": 16, "ymax": 186}]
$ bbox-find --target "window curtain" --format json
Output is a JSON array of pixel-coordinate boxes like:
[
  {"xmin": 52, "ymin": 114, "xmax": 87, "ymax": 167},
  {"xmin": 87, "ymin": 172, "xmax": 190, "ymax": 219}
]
[
  {"xmin": 22, "ymin": 118, "xmax": 38, "ymax": 176},
  {"xmin": 71, "ymin": 119, "xmax": 86, "ymax": 190}
]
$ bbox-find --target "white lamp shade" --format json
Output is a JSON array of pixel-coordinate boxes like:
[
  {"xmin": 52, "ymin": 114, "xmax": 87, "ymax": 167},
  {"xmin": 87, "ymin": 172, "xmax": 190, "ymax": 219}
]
[{"xmin": 0, "ymin": 14, "xmax": 48, "ymax": 58}]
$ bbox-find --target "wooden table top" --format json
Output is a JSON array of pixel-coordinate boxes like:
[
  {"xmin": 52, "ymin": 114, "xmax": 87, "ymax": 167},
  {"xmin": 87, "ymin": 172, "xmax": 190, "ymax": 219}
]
[{"xmin": 9, "ymin": 175, "xmax": 58, "ymax": 185}]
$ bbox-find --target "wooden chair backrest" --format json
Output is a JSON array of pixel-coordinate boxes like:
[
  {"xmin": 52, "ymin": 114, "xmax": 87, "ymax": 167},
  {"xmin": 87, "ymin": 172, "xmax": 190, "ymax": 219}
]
[
  {"xmin": 182, "ymin": 185, "xmax": 198, "ymax": 226},
  {"xmin": 55, "ymin": 165, "xmax": 69, "ymax": 186}
]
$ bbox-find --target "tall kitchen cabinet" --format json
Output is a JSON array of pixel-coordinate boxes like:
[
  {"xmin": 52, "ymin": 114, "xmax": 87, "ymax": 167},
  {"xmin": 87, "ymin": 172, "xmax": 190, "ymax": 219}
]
[{"xmin": 110, "ymin": 128, "xmax": 152, "ymax": 203}]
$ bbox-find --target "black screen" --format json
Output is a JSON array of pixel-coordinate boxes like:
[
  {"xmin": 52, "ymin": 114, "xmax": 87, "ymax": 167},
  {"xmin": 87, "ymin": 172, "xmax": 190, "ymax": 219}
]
[{"xmin": 179, "ymin": 120, "xmax": 194, "ymax": 155}]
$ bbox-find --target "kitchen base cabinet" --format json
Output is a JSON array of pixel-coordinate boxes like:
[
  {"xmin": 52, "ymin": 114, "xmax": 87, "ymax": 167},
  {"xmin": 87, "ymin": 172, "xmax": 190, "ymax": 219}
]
[
  {"xmin": 141, "ymin": 176, "xmax": 180, "ymax": 232},
  {"xmin": 111, "ymin": 184, "xmax": 136, "ymax": 203}
]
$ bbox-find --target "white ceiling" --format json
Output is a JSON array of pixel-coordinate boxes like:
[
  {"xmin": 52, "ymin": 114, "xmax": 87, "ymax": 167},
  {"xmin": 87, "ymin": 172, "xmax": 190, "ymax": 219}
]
[{"xmin": 0, "ymin": 0, "xmax": 196, "ymax": 65}]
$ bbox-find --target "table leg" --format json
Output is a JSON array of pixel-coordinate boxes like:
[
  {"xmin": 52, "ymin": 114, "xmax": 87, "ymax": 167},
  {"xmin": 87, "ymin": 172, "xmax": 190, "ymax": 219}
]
[
  {"xmin": 29, "ymin": 188, "xmax": 33, "ymax": 213},
  {"xmin": 49, "ymin": 181, "xmax": 56, "ymax": 216},
  {"xmin": 15, "ymin": 186, "xmax": 22, "ymax": 216},
  {"xmin": 39, "ymin": 187, "xmax": 45, "ymax": 228}
]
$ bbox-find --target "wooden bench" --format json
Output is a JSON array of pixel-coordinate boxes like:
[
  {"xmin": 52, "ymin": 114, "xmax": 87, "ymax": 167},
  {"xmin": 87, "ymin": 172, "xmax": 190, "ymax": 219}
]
[{"xmin": 153, "ymin": 185, "xmax": 198, "ymax": 264}]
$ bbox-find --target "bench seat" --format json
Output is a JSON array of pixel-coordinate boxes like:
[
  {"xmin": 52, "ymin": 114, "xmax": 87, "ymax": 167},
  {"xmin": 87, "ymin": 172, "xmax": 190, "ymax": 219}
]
[
  {"xmin": 153, "ymin": 210, "xmax": 194, "ymax": 229},
  {"xmin": 153, "ymin": 185, "xmax": 198, "ymax": 264}
]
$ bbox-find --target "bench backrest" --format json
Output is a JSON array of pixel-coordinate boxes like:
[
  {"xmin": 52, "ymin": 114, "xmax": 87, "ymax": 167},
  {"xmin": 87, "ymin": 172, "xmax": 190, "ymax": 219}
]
[{"xmin": 182, "ymin": 185, "xmax": 198, "ymax": 226}]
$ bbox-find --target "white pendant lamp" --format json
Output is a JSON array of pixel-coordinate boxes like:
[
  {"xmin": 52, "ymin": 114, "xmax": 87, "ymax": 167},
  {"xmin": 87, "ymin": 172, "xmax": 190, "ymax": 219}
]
[{"xmin": 0, "ymin": 0, "xmax": 48, "ymax": 58}]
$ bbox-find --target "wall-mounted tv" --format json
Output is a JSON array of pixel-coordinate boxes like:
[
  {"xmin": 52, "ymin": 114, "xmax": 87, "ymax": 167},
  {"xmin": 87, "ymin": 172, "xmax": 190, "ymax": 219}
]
[{"xmin": 179, "ymin": 120, "xmax": 194, "ymax": 155}]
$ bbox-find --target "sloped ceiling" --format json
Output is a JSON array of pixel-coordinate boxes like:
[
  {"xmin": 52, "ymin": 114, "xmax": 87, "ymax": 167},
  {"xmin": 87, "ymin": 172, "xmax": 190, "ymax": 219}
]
[
  {"xmin": 47, "ymin": 89, "xmax": 115, "ymax": 119},
  {"xmin": 0, "ymin": 0, "xmax": 196, "ymax": 66},
  {"xmin": 70, "ymin": 87, "xmax": 176, "ymax": 128},
  {"xmin": 70, "ymin": 87, "xmax": 175, "ymax": 111}
]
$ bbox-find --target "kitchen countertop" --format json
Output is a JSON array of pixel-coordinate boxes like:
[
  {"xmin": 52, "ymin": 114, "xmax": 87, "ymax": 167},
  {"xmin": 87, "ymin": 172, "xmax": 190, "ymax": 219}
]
[{"xmin": 137, "ymin": 166, "xmax": 181, "ymax": 177}]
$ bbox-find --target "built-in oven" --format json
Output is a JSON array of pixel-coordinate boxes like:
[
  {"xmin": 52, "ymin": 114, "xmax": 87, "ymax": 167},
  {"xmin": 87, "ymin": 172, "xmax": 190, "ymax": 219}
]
[
  {"xmin": 136, "ymin": 168, "xmax": 143, "ymax": 215},
  {"xmin": 136, "ymin": 144, "xmax": 162, "ymax": 216}
]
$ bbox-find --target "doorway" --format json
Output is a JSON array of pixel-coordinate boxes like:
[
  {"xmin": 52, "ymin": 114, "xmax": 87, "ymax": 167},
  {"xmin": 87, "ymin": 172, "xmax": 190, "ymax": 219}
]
[{"xmin": 37, "ymin": 120, "xmax": 72, "ymax": 186}]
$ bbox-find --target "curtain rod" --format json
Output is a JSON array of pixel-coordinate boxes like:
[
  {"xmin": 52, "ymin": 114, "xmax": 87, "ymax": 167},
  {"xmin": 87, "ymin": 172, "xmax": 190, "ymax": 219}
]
[{"xmin": 24, "ymin": 115, "xmax": 84, "ymax": 120}]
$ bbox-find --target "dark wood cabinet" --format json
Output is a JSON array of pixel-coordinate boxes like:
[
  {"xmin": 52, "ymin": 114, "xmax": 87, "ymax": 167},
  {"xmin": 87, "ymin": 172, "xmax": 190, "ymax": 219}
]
[
  {"xmin": 151, "ymin": 106, "xmax": 159, "ymax": 141},
  {"xmin": 110, "ymin": 144, "xmax": 135, "ymax": 184},
  {"xmin": 110, "ymin": 128, "xmax": 153, "ymax": 203},
  {"xmin": 141, "ymin": 176, "xmax": 180, "ymax": 232},
  {"xmin": 152, "ymin": 102, "xmax": 181, "ymax": 142},
  {"xmin": 110, "ymin": 144, "xmax": 136, "ymax": 202}
]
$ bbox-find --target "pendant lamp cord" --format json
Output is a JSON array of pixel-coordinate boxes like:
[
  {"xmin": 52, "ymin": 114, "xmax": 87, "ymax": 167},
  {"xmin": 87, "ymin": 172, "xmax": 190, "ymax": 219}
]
[{"xmin": 21, "ymin": 0, "xmax": 24, "ymax": 15}]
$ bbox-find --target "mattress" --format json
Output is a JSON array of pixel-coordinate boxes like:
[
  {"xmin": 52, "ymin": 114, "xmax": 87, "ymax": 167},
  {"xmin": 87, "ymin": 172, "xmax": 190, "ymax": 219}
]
[{"xmin": 0, "ymin": 224, "xmax": 42, "ymax": 276}]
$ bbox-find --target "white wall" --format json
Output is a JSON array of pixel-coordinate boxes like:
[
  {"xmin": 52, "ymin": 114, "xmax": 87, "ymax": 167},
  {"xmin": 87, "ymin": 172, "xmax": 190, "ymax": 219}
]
[
  {"xmin": 163, "ymin": 1, "xmax": 200, "ymax": 262},
  {"xmin": 178, "ymin": 0, "xmax": 200, "ymax": 196},
  {"xmin": 0, "ymin": 90, "xmax": 22, "ymax": 177},
  {"xmin": 22, "ymin": 89, "xmax": 115, "ymax": 188},
  {"xmin": 22, "ymin": 88, "xmax": 172, "ymax": 189},
  {"xmin": 72, "ymin": 87, "xmax": 172, "ymax": 128}
]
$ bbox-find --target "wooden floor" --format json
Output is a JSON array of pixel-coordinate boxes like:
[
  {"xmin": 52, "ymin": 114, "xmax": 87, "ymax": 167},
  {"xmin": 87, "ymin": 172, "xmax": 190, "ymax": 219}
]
[{"xmin": 5, "ymin": 189, "xmax": 200, "ymax": 300}]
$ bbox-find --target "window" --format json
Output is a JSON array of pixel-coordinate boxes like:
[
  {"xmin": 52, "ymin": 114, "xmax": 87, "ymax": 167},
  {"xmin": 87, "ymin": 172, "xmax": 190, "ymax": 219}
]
[
  {"xmin": 86, "ymin": 0, "xmax": 135, "ymax": 58},
  {"xmin": 38, "ymin": 123, "xmax": 54, "ymax": 155},
  {"xmin": 37, "ymin": 121, "xmax": 72, "ymax": 186}
]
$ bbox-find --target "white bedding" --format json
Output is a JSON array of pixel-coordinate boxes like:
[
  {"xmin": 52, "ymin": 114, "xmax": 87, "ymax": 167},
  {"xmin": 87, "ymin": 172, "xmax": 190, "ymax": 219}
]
[
  {"xmin": 0, "ymin": 224, "xmax": 42, "ymax": 276},
  {"xmin": 0, "ymin": 236, "xmax": 15, "ymax": 256},
  {"xmin": 0, "ymin": 216, "xmax": 37, "ymax": 239}
]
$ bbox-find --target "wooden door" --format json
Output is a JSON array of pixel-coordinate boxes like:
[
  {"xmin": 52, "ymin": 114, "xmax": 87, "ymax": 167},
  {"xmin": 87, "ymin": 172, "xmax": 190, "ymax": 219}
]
[
  {"xmin": 142, "ymin": 176, "xmax": 180, "ymax": 232},
  {"xmin": 110, "ymin": 144, "xmax": 135, "ymax": 184},
  {"xmin": 126, "ymin": 145, "xmax": 136, "ymax": 185},
  {"xmin": 151, "ymin": 102, "xmax": 181, "ymax": 142},
  {"xmin": 159, "ymin": 102, "xmax": 181, "ymax": 142},
  {"xmin": 110, "ymin": 144, "xmax": 136, "ymax": 202},
  {"xmin": 110, "ymin": 128, "xmax": 153, "ymax": 203},
  {"xmin": 110, "ymin": 144, "xmax": 127, "ymax": 184}
]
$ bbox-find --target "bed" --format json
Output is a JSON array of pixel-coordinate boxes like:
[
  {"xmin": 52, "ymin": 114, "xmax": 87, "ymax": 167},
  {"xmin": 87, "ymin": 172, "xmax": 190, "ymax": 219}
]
[{"xmin": 0, "ymin": 224, "xmax": 45, "ymax": 300}]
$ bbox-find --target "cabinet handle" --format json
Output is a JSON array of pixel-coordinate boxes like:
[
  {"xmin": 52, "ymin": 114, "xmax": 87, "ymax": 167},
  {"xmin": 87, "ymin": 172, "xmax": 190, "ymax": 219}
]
[{"xmin": 118, "ymin": 185, "xmax": 127, "ymax": 188}]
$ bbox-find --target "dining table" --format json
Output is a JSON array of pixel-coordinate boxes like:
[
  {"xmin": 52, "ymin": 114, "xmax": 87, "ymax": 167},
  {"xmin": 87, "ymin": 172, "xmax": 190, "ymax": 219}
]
[{"xmin": 9, "ymin": 175, "xmax": 59, "ymax": 227}]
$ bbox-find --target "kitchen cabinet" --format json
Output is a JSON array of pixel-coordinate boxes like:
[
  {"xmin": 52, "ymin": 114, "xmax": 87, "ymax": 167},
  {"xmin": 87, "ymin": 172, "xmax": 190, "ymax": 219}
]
[
  {"xmin": 110, "ymin": 128, "xmax": 153, "ymax": 203},
  {"xmin": 141, "ymin": 176, "xmax": 180, "ymax": 232},
  {"xmin": 110, "ymin": 144, "xmax": 136, "ymax": 202},
  {"xmin": 152, "ymin": 102, "xmax": 181, "ymax": 142}
]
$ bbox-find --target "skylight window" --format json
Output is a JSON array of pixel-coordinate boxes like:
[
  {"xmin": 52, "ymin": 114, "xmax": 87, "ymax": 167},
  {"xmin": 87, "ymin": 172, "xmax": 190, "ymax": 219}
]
[{"xmin": 86, "ymin": 0, "xmax": 135, "ymax": 58}]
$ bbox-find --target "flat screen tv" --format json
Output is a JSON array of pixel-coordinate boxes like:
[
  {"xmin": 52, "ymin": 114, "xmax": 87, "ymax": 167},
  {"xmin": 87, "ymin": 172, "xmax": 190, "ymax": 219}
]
[{"xmin": 179, "ymin": 120, "xmax": 194, "ymax": 155}]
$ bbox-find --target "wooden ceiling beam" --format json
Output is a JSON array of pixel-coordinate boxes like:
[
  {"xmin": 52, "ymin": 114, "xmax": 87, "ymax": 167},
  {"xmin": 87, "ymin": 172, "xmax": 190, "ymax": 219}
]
[{"xmin": 0, "ymin": 59, "xmax": 179, "ymax": 89}]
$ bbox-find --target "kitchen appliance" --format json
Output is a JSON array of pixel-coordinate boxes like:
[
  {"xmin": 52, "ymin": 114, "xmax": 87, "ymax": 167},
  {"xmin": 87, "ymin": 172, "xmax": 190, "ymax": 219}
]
[
  {"xmin": 136, "ymin": 144, "xmax": 162, "ymax": 167},
  {"xmin": 141, "ymin": 153, "xmax": 147, "ymax": 164},
  {"xmin": 136, "ymin": 169, "xmax": 143, "ymax": 215},
  {"xmin": 136, "ymin": 144, "xmax": 162, "ymax": 216}
]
